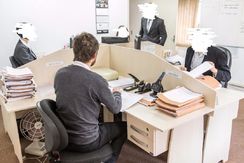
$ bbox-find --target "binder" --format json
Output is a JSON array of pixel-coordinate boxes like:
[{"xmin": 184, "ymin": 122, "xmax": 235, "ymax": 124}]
[
  {"xmin": 197, "ymin": 75, "xmax": 221, "ymax": 89},
  {"xmin": 157, "ymin": 102, "xmax": 205, "ymax": 117},
  {"xmin": 155, "ymin": 87, "xmax": 205, "ymax": 117},
  {"xmin": 155, "ymin": 98, "xmax": 204, "ymax": 111}
]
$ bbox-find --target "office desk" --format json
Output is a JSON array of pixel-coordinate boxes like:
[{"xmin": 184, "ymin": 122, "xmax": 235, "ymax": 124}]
[
  {"xmin": 1, "ymin": 87, "xmax": 242, "ymax": 163},
  {"xmin": 0, "ymin": 85, "xmax": 54, "ymax": 163},
  {"xmin": 125, "ymin": 88, "xmax": 243, "ymax": 163},
  {"xmin": 203, "ymin": 88, "xmax": 244, "ymax": 163}
]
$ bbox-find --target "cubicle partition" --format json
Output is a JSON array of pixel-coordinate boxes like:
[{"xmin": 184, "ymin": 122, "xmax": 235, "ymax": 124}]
[
  {"xmin": 23, "ymin": 44, "xmax": 111, "ymax": 87},
  {"xmin": 109, "ymin": 44, "xmax": 216, "ymax": 108}
]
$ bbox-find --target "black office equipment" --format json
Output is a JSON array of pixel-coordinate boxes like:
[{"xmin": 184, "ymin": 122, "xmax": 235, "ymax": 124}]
[
  {"xmin": 216, "ymin": 46, "xmax": 232, "ymax": 88},
  {"xmin": 123, "ymin": 73, "xmax": 140, "ymax": 92},
  {"xmin": 69, "ymin": 35, "xmax": 74, "ymax": 48},
  {"xmin": 37, "ymin": 99, "xmax": 113, "ymax": 163},
  {"xmin": 150, "ymin": 72, "xmax": 166, "ymax": 97},
  {"xmin": 134, "ymin": 81, "xmax": 151, "ymax": 94},
  {"xmin": 101, "ymin": 37, "xmax": 129, "ymax": 44},
  {"xmin": 134, "ymin": 35, "xmax": 141, "ymax": 50}
]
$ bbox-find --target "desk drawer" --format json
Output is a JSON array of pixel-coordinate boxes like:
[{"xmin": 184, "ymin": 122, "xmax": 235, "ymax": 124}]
[{"xmin": 127, "ymin": 114, "xmax": 169, "ymax": 156}]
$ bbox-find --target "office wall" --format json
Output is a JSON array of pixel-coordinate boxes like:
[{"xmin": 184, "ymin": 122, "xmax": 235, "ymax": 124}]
[
  {"xmin": 129, "ymin": 0, "xmax": 178, "ymax": 49},
  {"xmin": 0, "ymin": 0, "xmax": 129, "ymax": 67},
  {"xmin": 228, "ymin": 47, "xmax": 244, "ymax": 87}
]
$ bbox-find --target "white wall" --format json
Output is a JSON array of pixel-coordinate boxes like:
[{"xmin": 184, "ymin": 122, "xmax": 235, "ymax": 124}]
[
  {"xmin": 129, "ymin": 0, "xmax": 178, "ymax": 49},
  {"xmin": 227, "ymin": 47, "xmax": 244, "ymax": 87},
  {"xmin": 0, "ymin": 0, "xmax": 129, "ymax": 67}
]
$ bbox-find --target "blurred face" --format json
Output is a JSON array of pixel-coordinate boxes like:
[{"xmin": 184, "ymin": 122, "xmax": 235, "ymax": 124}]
[
  {"xmin": 15, "ymin": 23, "xmax": 38, "ymax": 41},
  {"xmin": 187, "ymin": 29, "xmax": 215, "ymax": 53},
  {"xmin": 138, "ymin": 3, "xmax": 158, "ymax": 19},
  {"xmin": 192, "ymin": 40, "xmax": 210, "ymax": 53}
]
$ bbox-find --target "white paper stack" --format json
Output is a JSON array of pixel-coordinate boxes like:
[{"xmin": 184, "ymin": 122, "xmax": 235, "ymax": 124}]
[
  {"xmin": 0, "ymin": 67, "xmax": 36, "ymax": 102},
  {"xmin": 108, "ymin": 77, "xmax": 134, "ymax": 89},
  {"xmin": 120, "ymin": 91, "xmax": 143, "ymax": 112}
]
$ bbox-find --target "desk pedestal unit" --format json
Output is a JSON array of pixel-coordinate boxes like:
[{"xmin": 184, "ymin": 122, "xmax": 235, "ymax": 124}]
[{"xmin": 0, "ymin": 43, "xmax": 243, "ymax": 163}]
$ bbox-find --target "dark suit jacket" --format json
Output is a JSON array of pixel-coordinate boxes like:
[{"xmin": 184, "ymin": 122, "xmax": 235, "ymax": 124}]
[
  {"xmin": 13, "ymin": 40, "xmax": 36, "ymax": 67},
  {"xmin": 185, "ymin": 46, "xmax": 231, "ymax": 82},
  {"xmin": 139, "ymin": 16, "xmax": 167, "ymax": 46}
]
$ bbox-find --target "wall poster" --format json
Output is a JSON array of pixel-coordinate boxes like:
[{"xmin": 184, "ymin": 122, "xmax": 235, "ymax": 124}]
[{"xmin": 96, "ymin": 0, "xmax": 109, "ymax": 34}]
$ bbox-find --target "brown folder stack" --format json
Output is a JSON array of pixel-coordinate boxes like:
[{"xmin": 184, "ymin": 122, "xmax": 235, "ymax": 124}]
[
  {"xmin": 155, "ymin": 87, "xmax": 205, "ymax": 117},
  {"xmin": 197, "ymin": 75, "xmax": 221, "ymax": 89},
  {"xmin": 0, "ymin": 67, "xmax": 36, "ymax": 102}
]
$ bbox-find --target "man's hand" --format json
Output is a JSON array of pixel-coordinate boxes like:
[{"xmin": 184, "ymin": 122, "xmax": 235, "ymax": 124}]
[
  {"xmin": 178, "ymin": 65, "xmax": 187, "ymax": 71},
  {"xmin": 112, "ymin": 88, "xmax": 122, "ymax": 93}
]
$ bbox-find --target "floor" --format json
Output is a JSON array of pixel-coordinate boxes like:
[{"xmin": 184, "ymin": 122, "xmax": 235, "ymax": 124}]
[{"xmin": 0, "ymin": 99, "xmax": 243, "ymax": 163}]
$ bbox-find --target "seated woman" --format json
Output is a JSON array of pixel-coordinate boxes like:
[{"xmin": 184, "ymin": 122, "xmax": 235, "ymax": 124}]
[
  {"xmin": 182, "ymin": 28, "xmax": 231, "ymax": 85},
  {"xmin": 12, "ymin": 22, "xmax": 37, "ymax": 67}
]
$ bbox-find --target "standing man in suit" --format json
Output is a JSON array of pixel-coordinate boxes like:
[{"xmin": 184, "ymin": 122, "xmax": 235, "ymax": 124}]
[
  {"xmin": 138, "ymin": 3, "xmax": 167, "ymax": 46},
  {"xmin": 182, "ymin": 28, "xmax": 231, "ymax": 84},
  {"xmin": 12, "ymin": 22, "xmax": 37, "ymax": 67}
]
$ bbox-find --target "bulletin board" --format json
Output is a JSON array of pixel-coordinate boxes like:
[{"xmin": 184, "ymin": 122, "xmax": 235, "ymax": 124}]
[{"xmin": 96, "ymin": 0, "xmax": 109, "ymax": 34}]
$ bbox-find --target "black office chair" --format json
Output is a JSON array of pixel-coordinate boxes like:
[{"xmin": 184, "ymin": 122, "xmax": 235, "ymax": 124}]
[
  {"xmin": 36, "ymin": 99, "xmax": 113, "ymax": 163},
  {"xmin": 9, "ymin": 56, "xmax": 20, "ymax": 68},
  {"xmin": 216, "ymin": 46, "xmax": 232, "ymax": 88}
]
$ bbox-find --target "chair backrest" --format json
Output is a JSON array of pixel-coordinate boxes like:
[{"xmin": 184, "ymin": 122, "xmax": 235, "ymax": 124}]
[
  {"xmin": 216, "ymin": 46, "xmax": 232, "ymax": 69},
  {"xmin": 36, "ymin": 99, "xmax": 68, "ymax": 152},
  {"xmin": 9, "ymin": 56, "xmax": 21, "ymax": 68},
  {"xmin": 216, "ymin": 46, "xmax": 232, "ymax": 88}
]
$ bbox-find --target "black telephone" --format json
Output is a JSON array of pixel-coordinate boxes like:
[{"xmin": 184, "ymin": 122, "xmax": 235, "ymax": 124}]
[
  {"xmin": 123, "ymin": 73, "xmax": 140, "ymax": 91},
  {"xmin": 150, "ymin": 72, "xmax": 166, "ymax": 97}
]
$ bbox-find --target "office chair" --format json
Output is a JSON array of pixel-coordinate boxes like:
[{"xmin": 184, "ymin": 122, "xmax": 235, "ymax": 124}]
[
  {"xmin": 36, "ymin": 99, "xmax": 113, "ymax": 163},
  {"xmin": 216, "ymin": 46, "xmax": 232, "ymax": 88},
  {"xmin": 9, "ymin": 56, "xmax": 20, "ymax": 68}
]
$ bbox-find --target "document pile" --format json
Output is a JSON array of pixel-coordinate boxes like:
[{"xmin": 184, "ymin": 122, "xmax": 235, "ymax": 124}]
[
  {"xmin": 187, "ymin": 61, "xmax": 213, "ymax": 78},
  {"xmin": 155, "ymin": 87, "xmax": 205, "ymax": 117},
  {"xmin": 120, "ymin": 91, "xmax": 143, "ymax": 112},
  {"xmin": 108, "ymin": 77, "xmax": 134, "ymax": 89},
  {"xmin": 0, "ymin": 67, "xmax": 36, "ymax": 102}
]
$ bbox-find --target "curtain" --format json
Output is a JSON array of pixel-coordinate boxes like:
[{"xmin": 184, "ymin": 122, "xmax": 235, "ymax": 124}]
[{"xmin": 176, "ymin": 0, "xmax": 199, "ymax": 46}]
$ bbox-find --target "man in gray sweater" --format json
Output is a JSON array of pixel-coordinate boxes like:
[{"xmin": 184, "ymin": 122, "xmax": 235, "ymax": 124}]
[{"xmin": 54, "ymin": 32, "xmax": 127, "ymax": 162}]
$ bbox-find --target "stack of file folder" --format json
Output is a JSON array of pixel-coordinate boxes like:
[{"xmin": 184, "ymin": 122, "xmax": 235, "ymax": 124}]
[
  {"xmin": 0, "ymin": 67, "xmax": 36, "ymax": 102},
  {"xmin": 155, "ymin": 87, "xmax": 205, "ymax": 117}
]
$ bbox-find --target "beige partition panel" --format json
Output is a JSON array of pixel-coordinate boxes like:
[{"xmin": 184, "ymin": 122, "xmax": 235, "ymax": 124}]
[
  {"xmin": 93, "ymin": 44, "xmax": 110, "ymax": 69},
  {"xmin": 22, "ymin": 44, "xmax": 110, "ymax": 87},
  {"xmin": 116, "ymin": 41, "xmax": 166, "ymax": 58},
  {"xmin": 109, "ymin": 45, "xmax": 216, "ymax": 108},
  {"xmin": 22, "ymin": 49, "xmax": 73, "ymax": 86}
]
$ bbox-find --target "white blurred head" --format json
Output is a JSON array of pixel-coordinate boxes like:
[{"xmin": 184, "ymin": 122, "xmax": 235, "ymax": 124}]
[
  {"xmin": 187, "ymin": 28, "xmax": 216, "ymax": 53},
  {"xmin": 138, "ymin": 3, "xmax": 158, "ymax": 20},
  {"xmin": 114, "ymin": 26, "xmax": 129, "ymax": 38},
  {"xmin": 13, "ymin": 22, "xmax": 37, "ymax": 41}
]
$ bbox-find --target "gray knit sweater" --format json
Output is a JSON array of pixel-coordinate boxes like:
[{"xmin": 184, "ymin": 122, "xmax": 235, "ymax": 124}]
[{"xmin": 54, "ymin": 65, "xmax": 122, "ymax": 145}]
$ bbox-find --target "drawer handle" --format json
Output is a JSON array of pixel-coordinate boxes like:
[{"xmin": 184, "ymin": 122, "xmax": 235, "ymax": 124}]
[
  {"xmin": 130, "ymin": 125, "xmax": 148, "ymax": 136},
  {"xmin": 130, "ymin": 135, "xmax": 148, "ymax": 148}
]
